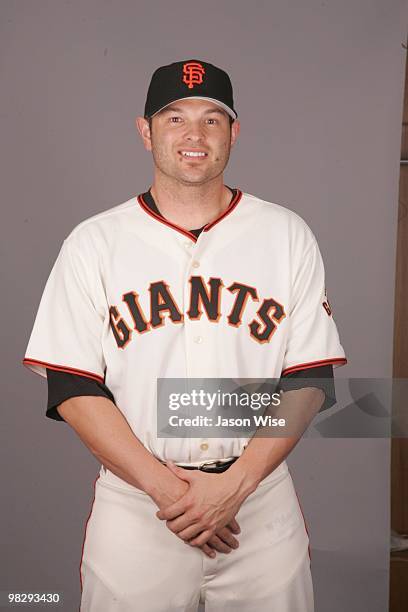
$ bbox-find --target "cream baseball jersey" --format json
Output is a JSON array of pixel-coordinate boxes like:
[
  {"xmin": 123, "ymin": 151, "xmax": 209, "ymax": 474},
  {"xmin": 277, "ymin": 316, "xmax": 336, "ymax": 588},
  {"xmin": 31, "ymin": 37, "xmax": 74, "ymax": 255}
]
[{"xmin": 23, "ymin": 189, "xmax": 347, "ymax": 463}]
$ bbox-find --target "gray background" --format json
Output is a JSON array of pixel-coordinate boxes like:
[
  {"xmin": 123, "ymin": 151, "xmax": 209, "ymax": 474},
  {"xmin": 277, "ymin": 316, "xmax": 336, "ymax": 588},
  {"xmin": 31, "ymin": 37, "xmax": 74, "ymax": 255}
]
[{"xmin": 2, "ymin": 0, "xmax": 407, "ymax": 610}]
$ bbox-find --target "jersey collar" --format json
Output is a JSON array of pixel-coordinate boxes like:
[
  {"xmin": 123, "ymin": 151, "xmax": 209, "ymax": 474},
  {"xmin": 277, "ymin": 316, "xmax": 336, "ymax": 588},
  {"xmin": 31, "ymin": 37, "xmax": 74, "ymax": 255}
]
[{"xmin": 137, "ymin": 187, "xmax": 243, "ymax": 243}]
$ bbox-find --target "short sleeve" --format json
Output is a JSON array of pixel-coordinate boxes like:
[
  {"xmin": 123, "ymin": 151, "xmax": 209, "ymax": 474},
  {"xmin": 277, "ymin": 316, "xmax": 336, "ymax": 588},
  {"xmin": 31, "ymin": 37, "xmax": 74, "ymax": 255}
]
[
  {"xmin": 46, "ymin": 368, "xmax": 115, "ymax": 422},
  {"xmin": 279, "ymin": 364, "xmax": 337, "ymax": 412},
  {"xmin": 23, "ymin": 237, "xmax": 106, "ymax": 383},
  {"xmin": 281, "ymin": 237, "xmax": 347, "ymax": 376}
]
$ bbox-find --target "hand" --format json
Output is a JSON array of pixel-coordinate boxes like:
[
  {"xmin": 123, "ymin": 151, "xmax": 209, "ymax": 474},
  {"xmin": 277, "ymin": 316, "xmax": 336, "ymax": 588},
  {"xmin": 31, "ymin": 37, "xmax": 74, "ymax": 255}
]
[
  {"xmin": 151, "ymin": 464, "xmax": 241, "ymax": 558},
  {"xmin": 205, "ymin": 517, "xmax": 241, "ymax": 556},
  {"xmin": 156, "ymin": 461, "xmax": 248, "ymax": 549}
]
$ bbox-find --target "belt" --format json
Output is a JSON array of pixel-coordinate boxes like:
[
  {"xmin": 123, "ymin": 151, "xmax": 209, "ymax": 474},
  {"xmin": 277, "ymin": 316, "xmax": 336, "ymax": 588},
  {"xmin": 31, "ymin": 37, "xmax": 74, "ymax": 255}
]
[{"xmin": 161, "ymin": 457, "xmax": 238, "ymax": 473}]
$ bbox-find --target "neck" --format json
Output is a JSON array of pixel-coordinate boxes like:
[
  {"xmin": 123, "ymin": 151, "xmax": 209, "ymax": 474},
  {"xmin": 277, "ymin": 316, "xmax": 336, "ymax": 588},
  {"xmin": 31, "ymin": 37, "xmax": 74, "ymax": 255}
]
[{"xmin": 150, "ymin": 174, "xmax": 232, "ymax": 230}]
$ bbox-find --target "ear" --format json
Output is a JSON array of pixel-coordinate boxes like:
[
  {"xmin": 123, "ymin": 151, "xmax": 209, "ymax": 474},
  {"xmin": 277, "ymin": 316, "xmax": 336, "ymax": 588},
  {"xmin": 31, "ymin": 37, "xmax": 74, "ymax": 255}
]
[
  {"xmin": 230, "ymin": 119, "xmax": 240, "ymax": 147},
  {"xmin": 135, "ymin": 116, "xmax": 152, "ymax": 152}
]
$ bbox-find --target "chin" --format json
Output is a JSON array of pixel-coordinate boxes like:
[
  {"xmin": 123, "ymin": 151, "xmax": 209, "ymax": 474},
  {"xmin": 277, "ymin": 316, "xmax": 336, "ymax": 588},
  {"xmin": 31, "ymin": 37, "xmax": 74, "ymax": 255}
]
[{"xmin": 177, "ymin": 172, "xmax": 211, "ymax": 184}]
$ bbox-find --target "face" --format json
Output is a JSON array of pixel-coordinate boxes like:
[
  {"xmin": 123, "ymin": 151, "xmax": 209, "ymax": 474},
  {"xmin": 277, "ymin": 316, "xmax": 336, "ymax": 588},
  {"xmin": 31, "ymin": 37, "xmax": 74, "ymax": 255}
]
[{"xmin": 136, "ymin": 98, "xmax": 240, "ymax": 186}]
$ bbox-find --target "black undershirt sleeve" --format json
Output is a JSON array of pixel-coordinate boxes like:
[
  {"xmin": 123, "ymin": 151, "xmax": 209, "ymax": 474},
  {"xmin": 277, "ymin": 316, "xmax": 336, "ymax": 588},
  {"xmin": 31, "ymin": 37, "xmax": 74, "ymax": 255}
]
[
  {"xmin": 46, "ymin": 364, "xmax": 336, "ymax": 423},
  {"xmin": 46, "ymin": 368, "xmax": 115, "ymax": 422},
  {"xmin": 278, "ymin": 364, "xmax": 336, "ymax": 412}
]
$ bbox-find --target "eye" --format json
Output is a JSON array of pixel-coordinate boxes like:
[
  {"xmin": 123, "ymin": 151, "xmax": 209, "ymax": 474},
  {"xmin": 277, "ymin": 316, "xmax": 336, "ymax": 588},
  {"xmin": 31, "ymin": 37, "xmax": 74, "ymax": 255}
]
[
  {"xmin": 169, "ymin": 116, "xmax": 183, "ymax": 123},
  {"xmin": 206, "ymin": 118, "xmax": 218, "ymax": 125}
]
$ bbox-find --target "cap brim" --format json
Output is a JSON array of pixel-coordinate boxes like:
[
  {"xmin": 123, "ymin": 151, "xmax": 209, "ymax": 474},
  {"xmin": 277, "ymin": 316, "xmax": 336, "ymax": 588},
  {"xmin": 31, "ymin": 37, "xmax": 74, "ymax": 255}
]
[{"xmin": 151, "ymin": 96, "xmax": 237, "ymax": 120}]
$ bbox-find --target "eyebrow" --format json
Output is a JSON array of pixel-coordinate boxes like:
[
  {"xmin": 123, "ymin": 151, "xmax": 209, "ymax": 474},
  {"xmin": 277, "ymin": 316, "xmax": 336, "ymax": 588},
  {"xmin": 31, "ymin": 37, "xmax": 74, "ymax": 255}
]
[{"xmin": 160, "ymin": 105, "xmax": 227, "ymax": 117}]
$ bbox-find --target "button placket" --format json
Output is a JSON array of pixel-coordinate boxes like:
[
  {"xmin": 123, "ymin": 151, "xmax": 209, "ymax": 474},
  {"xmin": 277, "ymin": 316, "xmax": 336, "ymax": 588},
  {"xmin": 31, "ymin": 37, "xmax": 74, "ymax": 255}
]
[{"xmin": 181, "ymin": 235, "xmax": 208, "ymax": 430}]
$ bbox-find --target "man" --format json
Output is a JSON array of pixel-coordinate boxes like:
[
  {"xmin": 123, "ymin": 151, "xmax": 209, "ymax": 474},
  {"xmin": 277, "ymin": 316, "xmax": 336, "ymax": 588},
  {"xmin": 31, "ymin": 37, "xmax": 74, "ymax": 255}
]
[{"xmin": 23, "ymin": 59, "xmax": 347, "ymax": 611}]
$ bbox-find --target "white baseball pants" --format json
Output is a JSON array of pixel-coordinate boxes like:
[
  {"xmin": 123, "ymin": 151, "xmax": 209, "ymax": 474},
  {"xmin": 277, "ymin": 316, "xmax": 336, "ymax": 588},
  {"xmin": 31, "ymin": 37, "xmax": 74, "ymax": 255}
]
[{"xmin": 79, "ymin": 462, "xmax": 314, "ymax": 611}]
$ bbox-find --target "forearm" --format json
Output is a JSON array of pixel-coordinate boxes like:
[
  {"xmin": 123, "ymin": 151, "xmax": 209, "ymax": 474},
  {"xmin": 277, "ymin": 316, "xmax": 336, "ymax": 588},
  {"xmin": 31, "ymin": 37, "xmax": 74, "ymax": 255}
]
[
  {"xmin": 57, "ymin": 395, "xmax": 175, "ymax": 502},
  {"xmin": 228, "ymin": 387, "xmax": 325, "ymax": 492}
]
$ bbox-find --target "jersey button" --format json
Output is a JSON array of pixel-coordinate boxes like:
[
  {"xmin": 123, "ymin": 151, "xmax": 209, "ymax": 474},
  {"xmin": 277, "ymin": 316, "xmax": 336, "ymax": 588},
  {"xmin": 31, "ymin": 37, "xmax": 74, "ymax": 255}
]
[
  {"xmin": 200, "ymin": 442, "xmax": 209, "ymax": 451},
  {"xmin": 184, "ymin": 241, "xmax": 193, "ymax": 249},
  {"xmin": 192, "ymin": 260, "xmax": 200, "ymax": 268},
  {"xmin": 194, "ymin": 336, "xmax": 203, "ymax": 344}
]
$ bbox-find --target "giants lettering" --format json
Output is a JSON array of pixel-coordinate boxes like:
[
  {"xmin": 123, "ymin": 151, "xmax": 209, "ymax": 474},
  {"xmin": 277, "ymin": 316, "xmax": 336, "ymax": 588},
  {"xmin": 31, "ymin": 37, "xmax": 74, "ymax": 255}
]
[
  {"xmin": 187, "ymin": 276, "xmax": 223, "ymax": 321},
  {"xmin": 249, "ymin": 298, "xmax": 286, "ymax": 343},
  {"xmin": 227, "ymin": 282, "xmax": 258, "ymax": 327},
  {"xmin": 148, "ymin": 281, "xmax": 183, "ymax": 328},
  {"xmin": 109, "ymin": 276, "xmax": 286, "ymax": 348},
  {"xmin": 109, "ymin": 305, "xmax": 131, "ymax": 349}
]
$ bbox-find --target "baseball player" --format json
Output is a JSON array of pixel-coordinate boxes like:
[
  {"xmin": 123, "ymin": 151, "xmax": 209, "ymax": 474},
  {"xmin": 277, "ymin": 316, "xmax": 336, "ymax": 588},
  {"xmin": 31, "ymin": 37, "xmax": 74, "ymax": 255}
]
[{"xmin": 23, "ymin": 59, "xmax": 347, "ymax": 611}]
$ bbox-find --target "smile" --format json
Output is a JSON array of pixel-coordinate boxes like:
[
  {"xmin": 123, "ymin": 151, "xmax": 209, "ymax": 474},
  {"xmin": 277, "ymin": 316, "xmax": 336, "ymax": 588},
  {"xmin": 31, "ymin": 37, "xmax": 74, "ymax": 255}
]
[{"xmin": 179, "ymin": 150, "xmax": 208, "ymax": 158}]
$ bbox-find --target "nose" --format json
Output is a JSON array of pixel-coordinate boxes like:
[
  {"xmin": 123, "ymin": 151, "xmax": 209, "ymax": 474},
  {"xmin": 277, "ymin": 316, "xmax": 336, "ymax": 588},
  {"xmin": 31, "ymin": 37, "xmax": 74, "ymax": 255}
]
[{"xmin": 184, "ymin": 121, "xmax": 204, "ymax": 143}]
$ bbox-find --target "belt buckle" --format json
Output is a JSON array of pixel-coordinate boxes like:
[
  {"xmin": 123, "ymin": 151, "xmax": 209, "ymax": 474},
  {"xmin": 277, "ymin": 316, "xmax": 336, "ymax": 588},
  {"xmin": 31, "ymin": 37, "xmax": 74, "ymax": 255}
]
[
  {"xmin": 199, "ymin": 459, "xmax": 229, "ymax": 471},
  {"xmin": 199, "ymin": 460, "xmax": 221, "ymax": 471}
]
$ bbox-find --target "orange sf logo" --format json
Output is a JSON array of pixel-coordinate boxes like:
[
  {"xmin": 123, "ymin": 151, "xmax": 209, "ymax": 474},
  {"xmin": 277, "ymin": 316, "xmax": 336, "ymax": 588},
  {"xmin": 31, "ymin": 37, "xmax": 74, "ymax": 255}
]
[{"xmin": 182, "ymin": 62, "xmax": 205, "ymax": 89}]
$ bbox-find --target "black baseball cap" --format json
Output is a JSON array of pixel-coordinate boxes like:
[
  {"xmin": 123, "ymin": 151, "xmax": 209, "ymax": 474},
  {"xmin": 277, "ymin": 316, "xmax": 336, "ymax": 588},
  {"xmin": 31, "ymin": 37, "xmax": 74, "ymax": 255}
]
[{"xmin": 144, "ymin": 59, "xmax": 237, "ymax": 120}]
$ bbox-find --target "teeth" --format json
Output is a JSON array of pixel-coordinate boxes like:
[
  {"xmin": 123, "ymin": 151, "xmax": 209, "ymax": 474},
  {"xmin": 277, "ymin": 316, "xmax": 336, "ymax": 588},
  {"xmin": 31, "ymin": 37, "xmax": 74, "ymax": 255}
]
[{"xmin": 181, "ymin": 151, "xmax": 207, "ymax": 157}]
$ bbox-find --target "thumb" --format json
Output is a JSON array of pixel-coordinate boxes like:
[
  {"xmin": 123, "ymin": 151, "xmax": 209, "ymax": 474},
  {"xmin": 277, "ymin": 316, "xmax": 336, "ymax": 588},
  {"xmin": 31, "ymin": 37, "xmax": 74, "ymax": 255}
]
[{"xmin": 165, "ymin": 460, "xmax": 192, "ymax": 482}]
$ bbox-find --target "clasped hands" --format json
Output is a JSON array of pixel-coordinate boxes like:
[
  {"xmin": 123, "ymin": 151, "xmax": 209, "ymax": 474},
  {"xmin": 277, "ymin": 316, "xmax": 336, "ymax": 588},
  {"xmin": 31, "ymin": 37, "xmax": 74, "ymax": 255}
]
[{"xmin": 155, "ymin": 460, "xmax": 247, "ymax": 558}]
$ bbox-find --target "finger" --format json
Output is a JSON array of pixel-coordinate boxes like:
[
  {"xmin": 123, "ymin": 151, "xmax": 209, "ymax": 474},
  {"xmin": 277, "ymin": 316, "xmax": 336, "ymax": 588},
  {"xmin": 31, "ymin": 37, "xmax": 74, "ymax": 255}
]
[
  {"xmin": 166, "ymin": 511, "xmax": 202, "ymax": 534},
  {"xmin": 227, "ymin": 518, "xmax": 241, "ymax": 534},
  {"xmin": 156, "ymin": 498, "xmax": 189, "ymax": 520},
  {"xmin": 207, "ymin": 534, "xmax": 233, "ymax": 554},
  {"xmin": 175, "ymin": 522, "xmax": 204, "ymax": 541},
  {"xmin": 183, "ymin": 538, "xmax": 216, "ymax": 558},
  {"xmin": 188, "ymin": 529, "xmax": 213, "ymax": 547},
  {"xmin": 200, "ymin": 543, "xmax": 217, "ymax": 559},
  {"xmin": 216, "ymin": 527, "xmax": 239, "ymax": 549}
]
